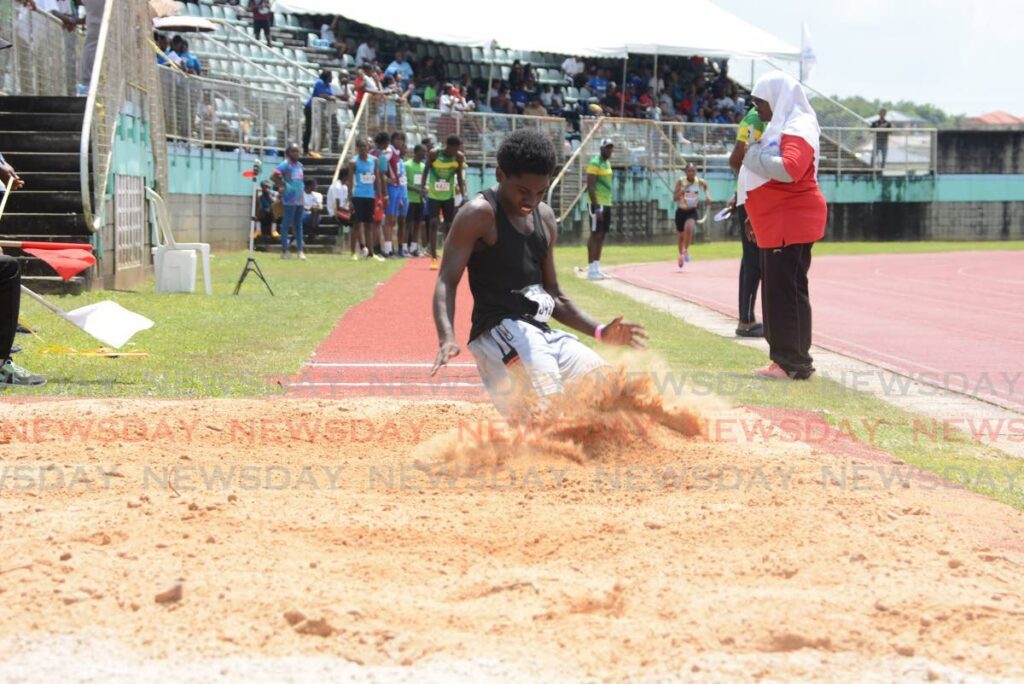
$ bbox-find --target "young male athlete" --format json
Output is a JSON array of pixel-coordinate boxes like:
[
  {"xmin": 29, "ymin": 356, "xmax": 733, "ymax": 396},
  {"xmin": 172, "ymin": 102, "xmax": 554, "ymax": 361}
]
[
  {"xmin": 431, "ymin": 130, "xmax": 646, "ymax": 418},
  {"xmin": 346, "ymin": 138, "xmax": 384, "ymax": 261},
  {"xmin": 584, "ymin": 138, "xmax": 614, "ymax": 280},
  {"xmin": 404, "ymin": 144, "xmax": 428, "ymax": 256},
  {"xmin": 421, "ymin": 135, "xmax": 466, "ymax": 270},
  {"xmin": 672, "ymin": 162, "xmax": 711, "ymax": 268},
  {"xmin": 383, "ymin": 131, "xmax": 409, "ymax": 256}
]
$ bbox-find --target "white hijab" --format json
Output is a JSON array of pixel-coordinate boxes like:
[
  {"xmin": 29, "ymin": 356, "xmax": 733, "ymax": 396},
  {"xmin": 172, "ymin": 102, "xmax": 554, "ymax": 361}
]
[{"xmin": 737, "ymin": 70, "xmax": 821, "ymax": 205}]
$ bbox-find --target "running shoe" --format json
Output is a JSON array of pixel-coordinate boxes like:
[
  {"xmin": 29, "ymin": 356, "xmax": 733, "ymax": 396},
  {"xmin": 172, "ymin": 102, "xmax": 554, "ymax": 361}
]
[
  {"xmin": 0, "ymin": 358, "xmax": 46, "ymax": 387},
  {"xmin": 373, "ymin": 252, "xmax": 386, "ymax": 262},
  {"xmin": 755, "ymin": 362, "xmax": 790, "ymax": 380},
  {"xmin": 271, "ymin": 230, "xmax": 281, "ymax": 238},
  {"xmin": 586, "ymin": 269, "xmax": 608, "ymax": 280},
  {"xmin": 298, "ymin": 251, "xmax": 306, "ymax": 261},
  {"xmin": 351, "ymin": 252, "xmax": 360, "ymax": 261},
  {"xmin": 736, "ymin": 323, "xmax": 764, "ymax": 338},
  {"xmin": 684, "ymin": 251, "xmax": 691, "ymax": 263},
  {"xmin": 11, "ymin": 345, "xmax": 21, "ymax": 354},
  {"xmin": 410, "ymin": 248, "xmax": 420, "ymax": 257},
  {"xmin": 677, "ymin": 255, "xmax": 685, "ymax": 269},
  {"xmin": 430, "ymin": 258, "xmax": 439, "ymax": 270}
]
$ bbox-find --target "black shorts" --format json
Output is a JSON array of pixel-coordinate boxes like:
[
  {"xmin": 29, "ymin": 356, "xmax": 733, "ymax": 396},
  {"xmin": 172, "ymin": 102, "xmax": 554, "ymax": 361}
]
[
  {"xmin": 428, "ymin": 197, "xmax": 456, "ymax": 223},
  {"xmin": 589, "ymin": 204, "xmax": 612, "ymax": 233},
  {"xmin": 675, "ymin": 207, "xmax": 699, "ymax": 231},
  {"xmin": 407, "ymin": 202, "xmax": 424, "ymax": 223},
  {"xmin": 352, "ymin": 197, "xmax": 375, "ymax": 224}
]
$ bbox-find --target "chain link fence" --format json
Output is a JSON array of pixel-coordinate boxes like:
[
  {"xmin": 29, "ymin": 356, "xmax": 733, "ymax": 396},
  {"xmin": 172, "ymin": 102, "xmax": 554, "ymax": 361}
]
[{"xmin": 0, "ymin": 0, "xmax": 82, "ymax": 97}]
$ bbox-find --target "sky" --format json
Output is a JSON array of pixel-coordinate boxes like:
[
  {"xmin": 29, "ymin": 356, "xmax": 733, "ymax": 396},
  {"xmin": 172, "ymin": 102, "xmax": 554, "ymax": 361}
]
[{"xmin": 713, "ymin": 0, "xmax": 1018, "ymax": 116}]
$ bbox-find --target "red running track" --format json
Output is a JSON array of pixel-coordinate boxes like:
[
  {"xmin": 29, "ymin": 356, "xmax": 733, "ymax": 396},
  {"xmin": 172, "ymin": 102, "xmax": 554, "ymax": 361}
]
[
  {"xmin": 611, "ymin": 251, "xmax": 1024, "ymax": 411},
  {"xmin": 286, "ymin": 259, "xmax": 487, "ymax": 401}
]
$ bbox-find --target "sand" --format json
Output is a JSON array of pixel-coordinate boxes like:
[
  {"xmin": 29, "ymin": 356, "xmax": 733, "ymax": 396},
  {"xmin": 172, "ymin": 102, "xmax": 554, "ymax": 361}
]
[{"xmin": 1, "ymin": 393, "xmax": 1023, "ymax": 682}]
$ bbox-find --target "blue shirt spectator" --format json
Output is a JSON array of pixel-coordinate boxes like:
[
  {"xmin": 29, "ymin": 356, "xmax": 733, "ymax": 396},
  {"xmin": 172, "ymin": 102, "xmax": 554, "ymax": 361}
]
[
  {"xmin": 274, "ymin": 160, "xmax": 305, "ymax": 206},
  {"xmin": 384, "ymin": 51, "xmax": 414, "ymax": 82},
  {"xmin": 510, "ymin": 88, "xmax": 529, "ymax": 111},
  {"xmin": 587, "ymin": 75, "xmax": 609, "ymax": 98},
  {"xmin": 305, "ymin": 77, "xmax": 333, "ymax": 107}
]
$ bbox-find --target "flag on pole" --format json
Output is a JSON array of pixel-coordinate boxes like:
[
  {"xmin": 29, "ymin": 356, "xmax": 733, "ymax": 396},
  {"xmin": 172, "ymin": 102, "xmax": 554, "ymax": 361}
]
[
  {"xmin": 20, "ymin": 286, "xmax": 154, "ymax": 349},
  {"xmin": 800, "ymin": 22, "xmax": 817, "ymax": 83},
  {"xmin": 0, "ymin": 240, "xmax": 96, "ymax": 282}
]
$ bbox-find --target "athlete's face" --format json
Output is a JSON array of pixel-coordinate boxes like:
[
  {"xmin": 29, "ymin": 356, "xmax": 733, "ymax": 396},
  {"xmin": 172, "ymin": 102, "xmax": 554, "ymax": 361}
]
[
  {"xmin": 497, "ymin": 171, "xmax": 550, "ymax": 217},
  {"xmin": 600, "ymin": 144, "xmax": 613, "ymax": 160},
  {"xmin": 685, "ymin": 167, "xmax": 696, "ymax": 182}
]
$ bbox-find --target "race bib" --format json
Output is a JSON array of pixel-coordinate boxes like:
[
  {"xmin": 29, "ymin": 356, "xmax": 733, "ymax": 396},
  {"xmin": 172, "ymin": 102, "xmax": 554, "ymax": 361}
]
[
  {"xmin": 516, "ymin": 284, "xmax": 555, "ymax": 323},
  {"xmin": 413, "ymin": 173, "xmax": 423, "ymax": 186},
  {"xmin": 359, "ymin": 172, "xmax": 374, "ymax": 185},
  {"xmin": 399, "ymin": 175, "xmax": 407, "ymax": 186},
  {"xmin": 684, "ymin": 192, "xmax": 698, "ymax": 208},
  {"xmin": 433, "ymin": 179, "xmax": 450, "ymax": 193}
]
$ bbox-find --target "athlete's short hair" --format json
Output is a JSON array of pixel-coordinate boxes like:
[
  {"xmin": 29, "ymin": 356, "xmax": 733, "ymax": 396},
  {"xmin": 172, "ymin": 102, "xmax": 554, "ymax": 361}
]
[
  {"xmin": 445, "ymin": 135, "xmax": 461, "ymax": 148},
  {"xmin": 497, "ymin": 130, "xmax": 557, "ymax": 177},
  {"xmin": 413, "ymin": 144, "xmax": 425, "ymax": 155},
  {"xmin": 391, "ymin": 131, "xmax": 405, "ymax": 143},
  {"xmin": 374, "ymin": 131, "xmax": 390, "ymax": 146}
]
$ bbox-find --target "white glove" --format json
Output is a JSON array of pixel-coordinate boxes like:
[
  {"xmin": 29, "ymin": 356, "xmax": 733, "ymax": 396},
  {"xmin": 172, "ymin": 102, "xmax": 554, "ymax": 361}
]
[{"xmin": 743, "ymin": 141, "xmax": 793, "ymax": 183}]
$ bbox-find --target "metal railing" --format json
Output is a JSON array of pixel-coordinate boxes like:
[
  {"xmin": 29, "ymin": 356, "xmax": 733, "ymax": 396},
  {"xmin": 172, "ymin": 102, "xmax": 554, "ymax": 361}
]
[
  {"xmin": 159, "ymin": 65, "xmax": 305, "ymax": 153},
  {"xmin": 81, "ymin": 0, "xmax": 164, "ymax": 232},
  {"xmin": 0, "ymin": 0, "xmax": 82, "ymax": 97},
  {"xmin": 2, "ymin": 0, "xmax": 77, "ymax": 94}
]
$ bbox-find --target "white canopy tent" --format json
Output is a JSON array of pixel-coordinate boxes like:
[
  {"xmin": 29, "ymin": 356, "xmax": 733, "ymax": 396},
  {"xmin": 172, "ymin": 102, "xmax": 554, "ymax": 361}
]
[{"xmin": 270, "ymin": 0, "xmax": 800, "ymax": 61}]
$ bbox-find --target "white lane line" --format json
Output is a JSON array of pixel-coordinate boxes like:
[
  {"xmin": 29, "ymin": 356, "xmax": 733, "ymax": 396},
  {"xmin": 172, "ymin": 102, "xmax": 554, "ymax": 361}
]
[
  {"xmin": 304, "ymin": 362, "xmax": 477, "ymax": 368},
  {"xmin": 288, "ymin": 382, "xmax": 485, "ymax": 388}
]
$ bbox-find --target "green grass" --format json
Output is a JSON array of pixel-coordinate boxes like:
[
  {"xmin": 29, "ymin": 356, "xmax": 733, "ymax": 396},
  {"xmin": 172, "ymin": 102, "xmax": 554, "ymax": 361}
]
[
  {"xmin": 555, "ymin": 240, "xmax": 1024, "ymax": 267},
  {"xmin": 14, "ymin": 252, "xmax": 401, "ymax": 397},
  {"xmin": 552, "ymin": 253, "xmax": 1024, "ymax": 511}
]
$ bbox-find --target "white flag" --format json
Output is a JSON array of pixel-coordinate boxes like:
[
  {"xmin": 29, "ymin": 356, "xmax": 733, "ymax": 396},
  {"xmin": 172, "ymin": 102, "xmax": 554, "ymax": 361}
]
[{"xmin": 800, "ymin": 22, "xmax": 817, "ymax": 83}]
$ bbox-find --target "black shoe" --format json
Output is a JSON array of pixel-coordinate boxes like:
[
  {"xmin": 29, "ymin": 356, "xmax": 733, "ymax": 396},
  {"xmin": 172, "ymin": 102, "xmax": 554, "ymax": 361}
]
[
  {"xmin": 10, "ymin": 345, "xmax": 21, "ymax": 354},
  {"xmin": 736, "ymin": 323, "xmax": 764, "ymax": 338},
  {"xmin": 16, "ymin": 323, "xmax": 31, "ymax": 334}
]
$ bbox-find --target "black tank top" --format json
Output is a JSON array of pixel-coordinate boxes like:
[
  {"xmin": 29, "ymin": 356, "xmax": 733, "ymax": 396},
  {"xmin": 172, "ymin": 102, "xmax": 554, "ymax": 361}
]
[{"xmin": 468, "ymin": 189, "xmax": 551, "ymax": 342}]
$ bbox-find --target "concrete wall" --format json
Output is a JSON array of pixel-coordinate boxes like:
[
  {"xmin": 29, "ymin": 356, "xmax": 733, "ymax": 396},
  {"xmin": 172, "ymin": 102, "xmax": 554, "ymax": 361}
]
[
  {"xmin": 938, "ymin": 130, "xmax": 1024, "ymax": 174},
  {"xmin": 166, "ymin": 194, "xmax": 252, "ymax": 250}
]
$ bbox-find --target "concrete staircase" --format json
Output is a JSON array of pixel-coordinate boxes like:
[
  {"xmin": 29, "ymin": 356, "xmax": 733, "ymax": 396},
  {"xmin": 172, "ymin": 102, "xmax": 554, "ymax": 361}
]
[
  {"xmin": 0, "ymin": 96, "xmax": 92, "ymax": 293},
  {"xmin": 254, "ymin": 155, "xmax": 342, "ymax": 252}
]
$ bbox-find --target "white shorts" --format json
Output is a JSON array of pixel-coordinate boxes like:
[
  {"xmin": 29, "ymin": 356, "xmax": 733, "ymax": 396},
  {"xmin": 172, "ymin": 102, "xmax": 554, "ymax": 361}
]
[{"xmin": 468, "ymin": 318, "xmax": 606, "ymax": 417}]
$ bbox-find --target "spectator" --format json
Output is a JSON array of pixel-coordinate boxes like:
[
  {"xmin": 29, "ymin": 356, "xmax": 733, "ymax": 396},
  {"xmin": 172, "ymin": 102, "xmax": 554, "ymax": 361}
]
[
  {"xmin": 510, "ymin": 60, "xmax": 525, "ymax": 88},
  {"xmin": 302, "ymin": 179, "xmax": 323, "ymax": 244},
  {"xmin": 550, "ymin": 86, "xmax": 564, "ymax": 114},
  {"xmin": 871, "ymin": 108, "xmax": 893, "ymax": 168},
  {"xmin": 327, "ymin": 167, "xmax": 352, "ymax": 257},
  {"xmin": 385, "ymin": 50, "xmax": 414, "ymax": 83},
  {"xmin": 523, "ymin": 97, "xmax": 547, "ymax": 117},
  {"xmin": 509, "ymin": 84, "xmax": 529, "ymax": 113},
  {"xmin": 255, "ymin": 180, "xmax": 280, "ymax": 239},
  {"xmin": 330, "ymin": 70, "xmax": 352, "ymax": 104},
  {"xmin": 271, "ymin": 144, "xmax": 306, "ymax": 260},
  {"xmin": 76, "ymin": 0, "xmax": 105, "ymax": 95},
  {"xmin": 491, "ymin": 86, "xmax": 514, "ymax": 115},
  {"xmin": 539, "ymin": 85, "xmax": 553, "ymax": 109},
  {"xmin": 636, "ymin": 86, "xmax": 654, "ymax": 111},
  {"xmin": 600, "ymin": 82, "xmax": 619, "ymax": 114},
  {"xmin": 355, "ymin": 38, "xmax": 376, "ymax": 67},
  {"xmin": 177, "ymin": 40, "xmax": 201, "ymax": 75},
  {"xmin": 561, "ymin": 55, "xmax": 585, "ymax": 84},
  {"xmin": 246, "ymin": 0, "xmax": 272, "ymax": 45},
  {"xmin": 423, "ymin": 76, "xmax": 439, "ymax": 109},
  {"xmin": 587, "ymin": 69, "xmax": 609, "ymax": 99},
  {"xmin": 302, "ymin": 70, "xmax": 335, "ymax": 157},
  {"xmin": 401, "ymin": 76, "xmax": 422, "ymax": 108},
  {"xmin": 154, "ymin": 32, "xmax": 173, "ymax": 65}
]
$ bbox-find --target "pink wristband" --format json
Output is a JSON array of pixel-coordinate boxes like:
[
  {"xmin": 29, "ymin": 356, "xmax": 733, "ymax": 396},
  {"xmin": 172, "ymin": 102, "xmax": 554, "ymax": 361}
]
[{"xmin": 594, "ymin": 324, "xmax": 605, "ymax": 342}]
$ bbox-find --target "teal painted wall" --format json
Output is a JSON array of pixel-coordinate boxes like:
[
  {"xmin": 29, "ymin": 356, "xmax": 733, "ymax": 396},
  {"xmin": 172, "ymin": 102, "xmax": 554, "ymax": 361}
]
[{"xmin": 167, "ymin": 146, "xmax": 285, "ymax": 195}]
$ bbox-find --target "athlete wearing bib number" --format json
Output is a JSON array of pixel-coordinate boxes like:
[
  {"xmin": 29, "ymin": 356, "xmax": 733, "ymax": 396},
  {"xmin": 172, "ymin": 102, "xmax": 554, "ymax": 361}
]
[
  {"xmin": 346, "ymin": 139, "xmax": 381, "ymax": 259},
  {"xmin": 672, "ymin": 163, "xmax": 711, "ymax": 268},
  {"xmin": 421, "ymin": 135, "xmax": 466, "ymax": 268},
  {"xmin": 404, "ymin": 144, "xmax": 428, "ymax": 256}
]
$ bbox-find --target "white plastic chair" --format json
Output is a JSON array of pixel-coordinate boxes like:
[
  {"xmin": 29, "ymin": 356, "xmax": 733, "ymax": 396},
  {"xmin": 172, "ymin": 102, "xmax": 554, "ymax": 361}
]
[{"xmin": 146, "ymin": 187, "xmax": 212, "ymax": 295}]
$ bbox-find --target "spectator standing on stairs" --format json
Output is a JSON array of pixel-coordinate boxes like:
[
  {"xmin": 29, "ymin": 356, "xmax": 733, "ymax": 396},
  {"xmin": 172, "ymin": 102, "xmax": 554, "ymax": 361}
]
[
  {"xmin": 302, "ymin": 70, "xmax": 335, "ymax": 158},
  {"xmin": 247, "ymin": 0, "xmax": 273, "ymax": 45},
  {"xmin": 356, "ymin": 38, "xmax": 376, "ymax": 67},
  {"xmin": 77, "ymin": 0, "xmax": 105, "ymax": 97},
  {"xmin": 871, "ymin": 108, "xmax": 893, "ymax": 168}
]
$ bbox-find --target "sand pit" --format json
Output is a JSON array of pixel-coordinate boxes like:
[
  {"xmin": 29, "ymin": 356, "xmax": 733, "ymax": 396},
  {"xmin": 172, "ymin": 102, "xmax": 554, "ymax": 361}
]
[{"xmin": 1, "ymin": 395, "xmax": 1023, "ymax": 681}]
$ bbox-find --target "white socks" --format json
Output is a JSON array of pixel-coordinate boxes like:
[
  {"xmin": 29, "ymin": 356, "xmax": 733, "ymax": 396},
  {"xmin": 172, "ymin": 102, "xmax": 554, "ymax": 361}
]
[
  {"xmin": 410, "ymin": 242, "xmax": 419, "ymax": 252},
  {"xmin": 384, "ymin": 240, "xmax": 393, "ymax": 255}
]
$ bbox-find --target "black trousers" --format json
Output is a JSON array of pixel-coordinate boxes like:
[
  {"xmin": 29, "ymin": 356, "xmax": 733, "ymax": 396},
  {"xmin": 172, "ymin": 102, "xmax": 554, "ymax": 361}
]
[
  {"xmin": 737, "ymin": 207, "xmax": 761, "ymax": 324},
  {"xmin": 0, "ymin": 255, "xmax": 20, "ymax": 361},
  {"xmin": 760, "ymin": 242, "xmax": 815, "ymax": 378},
  {"xmin": 302, "ymin": 103, "xmax": 312, "ymax": 154}
]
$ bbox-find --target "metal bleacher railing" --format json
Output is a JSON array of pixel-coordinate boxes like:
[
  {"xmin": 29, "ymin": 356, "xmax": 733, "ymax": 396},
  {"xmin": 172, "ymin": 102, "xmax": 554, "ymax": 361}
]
[{"xmin": 0, "ymin": 0, "xmax": 82, "ymax": 97}]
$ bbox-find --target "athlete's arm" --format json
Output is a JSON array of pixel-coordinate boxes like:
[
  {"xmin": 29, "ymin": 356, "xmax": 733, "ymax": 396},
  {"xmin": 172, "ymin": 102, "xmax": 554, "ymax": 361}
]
[
  {"xmin": 539, "ymin": 205, "xmax": 648, "ymax": 348},
  {"xmin": 728, "ymin": 141, "xmax": 746, "ymax": 175},
  {"xmin": 586, "ymin": 172, "xmax": 598, "ymax": 207},
  {"xmin": 346, "ymin": 161, "xmax": 355, "ymax": 205},
  {"xmin": 673, "ymin": 179, "xmax": 682, "ymax": 203},
  {"xmin": 430, "ymin": 197, "xmax": 492, "ymax": 374},
  {"xmin": 421, "ymin": 150, "xmax": 436, "ymax": 196},
  {"xmin": 456, "ymin": 151, "xmax": 467, "ymax": 198}
]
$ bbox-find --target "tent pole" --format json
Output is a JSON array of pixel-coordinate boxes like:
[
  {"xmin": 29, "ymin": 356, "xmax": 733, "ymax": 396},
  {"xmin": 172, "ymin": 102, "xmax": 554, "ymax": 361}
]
[
  {"xmin": 652, "ymin": 50, "xmax": 658, "ymax": 101},
  {"xmin": 750, "ymin": 60, "xmax": 755, "ymax": 91},
  {"xmin": 486, "ymin": 61, "xmax": 494, "ymax": 108},
  {"xmin": 619, "ymin": 55, "xmax": 627, "ymax": 117}
]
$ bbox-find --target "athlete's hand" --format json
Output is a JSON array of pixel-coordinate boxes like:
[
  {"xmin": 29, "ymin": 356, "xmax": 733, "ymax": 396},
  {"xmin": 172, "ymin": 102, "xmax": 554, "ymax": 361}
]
[
  {"xmin": 0, "ymin": 164, "xmax": 24, "ymax": 191},
  {"xmin": 744, "ymin": 218, "xmax": 755, "ymax": 242},
  {"xmin": 601, "ymin": 316, "xmax": 648, "ymax": 349},
  {"xmin": 430, "ymin": 340, "xmax": 461, "ymax": 376}
]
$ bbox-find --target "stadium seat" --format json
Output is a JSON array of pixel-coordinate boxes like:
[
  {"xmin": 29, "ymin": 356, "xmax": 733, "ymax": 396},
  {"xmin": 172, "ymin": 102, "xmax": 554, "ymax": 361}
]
[
  {"xmin": 471, "ymin": 47, "xmax": 484, "ymax": 63},
  {"xmin": 459, "ymin": 46, "xmax": 472, "ymax": 62},
  {"xmin": 211, "ymin": 5, "xmax": 224, "ymax": 19}
]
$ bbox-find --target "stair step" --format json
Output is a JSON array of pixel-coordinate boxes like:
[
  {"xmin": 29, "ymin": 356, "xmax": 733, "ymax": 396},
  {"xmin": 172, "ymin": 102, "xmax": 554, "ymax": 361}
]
[
  {"xmin": 3, "ymin": 191, "xmax": 83, "ymax": 213},
  {"xmin": 0, "ymin": 131, "xmax": 82, "ymax": 153},
  {"xmin": 0, "ymin": 96, "xmax": 87, "ymax": 114},
  {"xmin": 11, "ymin": 172, "xmax": 81, "ymax": 192},
  {"xmin": 0, "ymin": 112, "xmax": 83, "ymax": 131},
  {"xmin": 0, "ymin": 152, "xmax": 81, "ymax": 173},
  {"xmin": 0, "ymin": 213, "xmax": 90, "ymax": 234}
]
